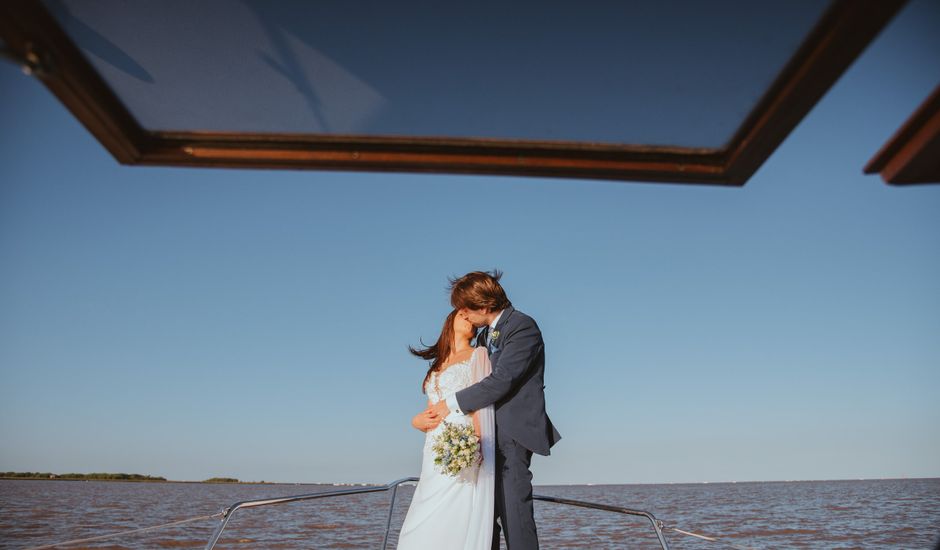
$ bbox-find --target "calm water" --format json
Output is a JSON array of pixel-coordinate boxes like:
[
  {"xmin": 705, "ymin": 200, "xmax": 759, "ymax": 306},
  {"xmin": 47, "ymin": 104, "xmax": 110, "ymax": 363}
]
[{"xmin": 1, "ymin": 478, "xmax": 938, "ymax": 549}]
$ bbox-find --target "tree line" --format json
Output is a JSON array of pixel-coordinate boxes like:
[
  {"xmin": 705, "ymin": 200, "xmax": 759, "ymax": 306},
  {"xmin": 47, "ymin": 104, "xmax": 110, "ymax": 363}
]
[
  {"xmin": 1, "ymin": 472, "xmax": 245, "ymax": 482},
  {"xmin": 1, "ymin": 472, "xmax": 168, "ymax": 481}
]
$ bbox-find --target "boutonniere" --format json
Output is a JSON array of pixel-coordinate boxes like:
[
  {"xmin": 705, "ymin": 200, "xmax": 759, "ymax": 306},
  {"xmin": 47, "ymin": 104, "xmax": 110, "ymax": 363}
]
[{"xmin": 489, "ymin": 330, "xmax": 500, "ymax": 345}]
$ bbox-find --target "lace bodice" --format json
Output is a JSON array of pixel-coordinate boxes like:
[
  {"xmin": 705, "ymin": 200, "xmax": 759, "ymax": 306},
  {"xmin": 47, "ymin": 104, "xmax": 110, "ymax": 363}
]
[
  {"xmin": 426, "ymin": 359, "xmax": 473, "ymax": 404},
  {"xmin": 424, "ymin": 358, "xmax": 474, "ymax": 449}
]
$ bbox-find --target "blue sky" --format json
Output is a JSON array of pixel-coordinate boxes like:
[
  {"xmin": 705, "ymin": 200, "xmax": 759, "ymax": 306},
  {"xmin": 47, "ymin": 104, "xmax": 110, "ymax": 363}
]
[{"xmin": 1, "ymin": 2, "xmax": 939, "ymax": 485}]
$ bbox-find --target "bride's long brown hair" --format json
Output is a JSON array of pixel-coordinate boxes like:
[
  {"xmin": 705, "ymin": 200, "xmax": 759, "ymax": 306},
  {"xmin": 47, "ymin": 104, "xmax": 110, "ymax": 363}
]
[{"xmin": 410, "ymin": 309, "xmax": 459, "ymax": 393}]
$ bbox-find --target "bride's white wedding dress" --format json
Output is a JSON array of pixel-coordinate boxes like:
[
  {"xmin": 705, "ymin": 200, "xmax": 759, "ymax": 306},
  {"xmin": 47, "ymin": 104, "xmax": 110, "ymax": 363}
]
[{"xmin": 397, "ymin": 347, "xmax": 495, "ymax": 550}]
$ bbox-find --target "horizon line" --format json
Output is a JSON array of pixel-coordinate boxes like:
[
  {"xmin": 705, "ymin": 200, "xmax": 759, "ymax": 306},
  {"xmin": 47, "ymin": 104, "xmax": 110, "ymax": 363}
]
[{"xmin": 5, "ymin": 473, "xmax": 938, "ymax": 486}]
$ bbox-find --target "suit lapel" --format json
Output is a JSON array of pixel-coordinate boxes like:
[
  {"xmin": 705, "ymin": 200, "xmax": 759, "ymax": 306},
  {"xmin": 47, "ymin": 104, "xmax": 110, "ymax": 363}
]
[{"xmin": 489, "ymin": 305, "xmax": 514, "ymax": 353}]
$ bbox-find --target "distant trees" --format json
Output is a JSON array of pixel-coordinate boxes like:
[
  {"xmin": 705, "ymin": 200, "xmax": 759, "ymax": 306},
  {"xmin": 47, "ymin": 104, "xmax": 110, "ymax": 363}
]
[
  {"xmin": 1, "ymin": 472, "xmax": 57, "ymax": 479},
  {"xmin": 2, "ymin": 472, "xmax": 249, "ymax": 483},
  {"xmin": 1, "ymin": 472, "xmax": 167, "ymax": 481}
]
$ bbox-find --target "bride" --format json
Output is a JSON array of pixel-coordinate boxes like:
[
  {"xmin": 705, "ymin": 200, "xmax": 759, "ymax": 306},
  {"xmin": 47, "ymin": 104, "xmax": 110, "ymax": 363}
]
[{"xmin": 397, "ymin": 310, "xmax": 495, "ymax": 549}]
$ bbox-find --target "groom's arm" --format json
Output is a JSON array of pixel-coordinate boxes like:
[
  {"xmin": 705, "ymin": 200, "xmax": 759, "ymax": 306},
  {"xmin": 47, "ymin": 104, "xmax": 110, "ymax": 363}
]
[{"xmin": 451, "ymin": 318, "xmax": 542, "ymax": 414}]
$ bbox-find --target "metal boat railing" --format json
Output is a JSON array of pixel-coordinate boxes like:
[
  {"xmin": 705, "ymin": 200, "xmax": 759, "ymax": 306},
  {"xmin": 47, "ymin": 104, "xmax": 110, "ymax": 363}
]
[
  {"xmin": 532, "ymin": 494, "xmax": 671, "ymax": 549},
  {"xmin": 204, "ymin": 477, "xmax": 418, "ymax": 550},
  {"xmin": 204, "ymin": 476, "xmax": 672, "ymax": 549}
]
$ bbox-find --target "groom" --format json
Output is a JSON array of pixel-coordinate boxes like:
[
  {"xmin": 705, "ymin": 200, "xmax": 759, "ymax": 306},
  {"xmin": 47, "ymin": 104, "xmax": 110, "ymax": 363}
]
[{"xmin": 428, "ymin": 270, "xmax": 561, "ymax": 549}]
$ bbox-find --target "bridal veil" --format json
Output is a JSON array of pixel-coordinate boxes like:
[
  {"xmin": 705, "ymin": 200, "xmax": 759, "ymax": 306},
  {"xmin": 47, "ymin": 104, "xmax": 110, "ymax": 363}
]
[{"xmin": 466, "ymin": 346, "xmax": 495, "ymax": 548}]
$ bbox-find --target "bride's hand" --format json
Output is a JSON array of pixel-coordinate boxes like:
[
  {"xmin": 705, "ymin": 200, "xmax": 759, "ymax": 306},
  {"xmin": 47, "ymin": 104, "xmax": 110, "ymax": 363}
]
[{"xmin": 411, "ymin": 409, "xmax": 437, "ymax": 432}]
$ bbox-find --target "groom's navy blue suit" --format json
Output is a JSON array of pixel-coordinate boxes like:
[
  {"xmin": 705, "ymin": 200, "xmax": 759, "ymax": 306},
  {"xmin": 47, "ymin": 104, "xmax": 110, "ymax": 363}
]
[{"xmin": 454, "ymin": 305, "xmax": 561, "ymax": 549}]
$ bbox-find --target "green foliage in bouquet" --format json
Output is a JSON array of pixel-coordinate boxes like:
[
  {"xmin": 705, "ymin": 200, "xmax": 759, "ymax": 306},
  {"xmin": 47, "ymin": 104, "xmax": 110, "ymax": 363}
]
[{"xmin": 431, "ymin": 421, "xmax": 480, "ymax": 477}]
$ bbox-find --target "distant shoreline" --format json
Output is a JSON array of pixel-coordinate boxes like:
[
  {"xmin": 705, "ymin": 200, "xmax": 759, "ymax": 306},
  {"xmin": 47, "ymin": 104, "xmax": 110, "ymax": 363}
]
[
  {"xmin": 0, "ymin": 478, "xmax": 281, "ymax": 484},
  {"xmin": 0, "ymin": 477, "xmax": 277, "ymax": 484},
  {"xmin": 0, "ymin": 477, "xmax": 380, "ymax": 486},
  {"xmin": 0, "ymin": 473, "xmax": 267, "ymax": 485}
]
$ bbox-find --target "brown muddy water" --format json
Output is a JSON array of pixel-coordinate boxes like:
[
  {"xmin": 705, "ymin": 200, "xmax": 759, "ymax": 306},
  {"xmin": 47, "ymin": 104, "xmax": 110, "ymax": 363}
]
[{"xmin": 1, "ymin": 478, "xmax": 938, "ymax": 548}]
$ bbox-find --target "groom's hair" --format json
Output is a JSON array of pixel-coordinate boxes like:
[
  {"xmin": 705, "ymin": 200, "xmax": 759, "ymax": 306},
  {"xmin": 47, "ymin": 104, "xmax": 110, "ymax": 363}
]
[{"xmin": 449, "ymin": 270, "xmax": 511, "ymax": 312}]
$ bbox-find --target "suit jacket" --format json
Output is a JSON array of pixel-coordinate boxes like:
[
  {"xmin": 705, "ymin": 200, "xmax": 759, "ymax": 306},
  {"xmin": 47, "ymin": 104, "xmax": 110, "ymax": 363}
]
[{"xmin": 454, "ymin": 305, "xmax": 561, "ymax": 456}]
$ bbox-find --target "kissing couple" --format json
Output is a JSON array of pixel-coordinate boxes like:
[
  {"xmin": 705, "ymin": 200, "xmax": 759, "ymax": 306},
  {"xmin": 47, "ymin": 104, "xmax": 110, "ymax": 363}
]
[{"xmin": 397, "ymin": 271, "xmax": 562, "ymax": 550}]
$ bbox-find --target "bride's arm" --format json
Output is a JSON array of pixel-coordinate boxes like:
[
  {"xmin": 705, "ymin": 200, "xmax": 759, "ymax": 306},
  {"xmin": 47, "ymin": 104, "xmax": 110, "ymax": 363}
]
[{"xmin": 472, "ymin": 410, "xmax": 481, "ymax": 438}]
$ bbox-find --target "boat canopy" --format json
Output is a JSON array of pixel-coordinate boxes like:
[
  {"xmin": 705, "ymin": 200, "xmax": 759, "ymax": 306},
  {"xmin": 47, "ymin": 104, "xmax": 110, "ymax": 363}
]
[{"xmin": 3, "ymin": 0, "xmax": 933, "ymax": 185}]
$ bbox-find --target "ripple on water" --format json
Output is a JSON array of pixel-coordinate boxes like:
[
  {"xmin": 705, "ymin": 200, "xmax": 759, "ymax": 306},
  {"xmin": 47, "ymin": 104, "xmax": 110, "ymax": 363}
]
[{"xmin": 1, "ymin": 479, "xmax": 938, "ymax": 549}]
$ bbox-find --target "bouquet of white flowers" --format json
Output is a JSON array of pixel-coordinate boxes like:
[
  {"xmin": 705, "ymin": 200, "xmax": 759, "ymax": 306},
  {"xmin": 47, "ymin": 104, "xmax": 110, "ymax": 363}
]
[{"xmin": 431, "ymin": 421, "xmax": 480, "ymax": 477}]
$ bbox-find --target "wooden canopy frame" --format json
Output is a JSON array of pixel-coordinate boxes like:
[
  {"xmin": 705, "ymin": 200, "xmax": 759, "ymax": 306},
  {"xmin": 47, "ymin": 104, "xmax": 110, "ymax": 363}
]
[
  {"xmin": 0, "ymin": 0, "xmax": 905, "ymax": 185},
  {"xmin": 865, "ymin": 85, "xmax": 940, "ymax": 185}
]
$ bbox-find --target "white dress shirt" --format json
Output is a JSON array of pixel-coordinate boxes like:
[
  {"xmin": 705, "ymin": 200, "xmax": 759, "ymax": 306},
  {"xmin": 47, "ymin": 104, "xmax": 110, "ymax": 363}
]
[{"xmin": 445, "ymin": 310, "xmax": 503, "ymax": 415}]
